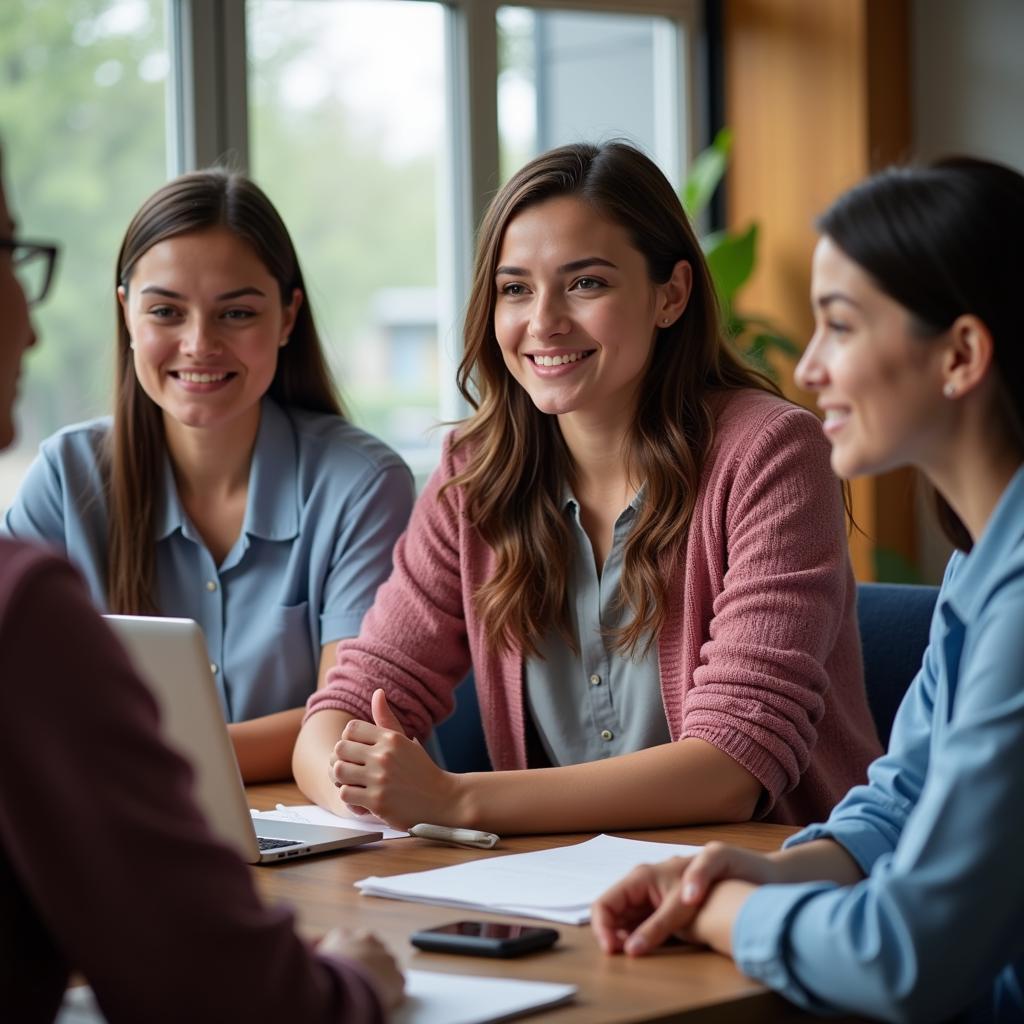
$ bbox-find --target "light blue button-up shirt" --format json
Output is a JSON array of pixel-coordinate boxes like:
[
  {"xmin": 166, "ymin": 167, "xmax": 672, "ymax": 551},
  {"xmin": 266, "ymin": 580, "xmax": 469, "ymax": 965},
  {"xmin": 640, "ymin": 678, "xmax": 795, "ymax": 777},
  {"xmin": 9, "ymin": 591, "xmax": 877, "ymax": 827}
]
[
  {"xmin": 3, "ymin": 398, "xmax": 414, "ymax": 722},
  {"xmin": 732, "ymin": 465, "xmax": 1024, "ymax": 1023}
]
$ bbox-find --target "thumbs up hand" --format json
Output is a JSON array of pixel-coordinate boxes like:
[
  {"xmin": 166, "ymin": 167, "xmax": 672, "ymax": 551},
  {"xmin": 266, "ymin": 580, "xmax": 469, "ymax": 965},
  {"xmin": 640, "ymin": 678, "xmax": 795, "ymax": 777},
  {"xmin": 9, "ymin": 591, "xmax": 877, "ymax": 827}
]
[
  {"xmin": 331, "ymin": 688, "xmax": 461, "ymax": 830},
  {"xmin": 371, "ymin": 687, "xmax": 406, "ymax": 734}
]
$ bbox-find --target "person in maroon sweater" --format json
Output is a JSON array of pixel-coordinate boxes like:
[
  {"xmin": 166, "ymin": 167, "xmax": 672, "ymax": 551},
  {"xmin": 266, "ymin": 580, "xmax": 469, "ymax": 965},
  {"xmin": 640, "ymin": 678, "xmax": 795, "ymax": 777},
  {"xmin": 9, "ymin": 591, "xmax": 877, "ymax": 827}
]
[{"xmin": 0, "ymin": 152, "xmax": 403, "ymax": 1021}]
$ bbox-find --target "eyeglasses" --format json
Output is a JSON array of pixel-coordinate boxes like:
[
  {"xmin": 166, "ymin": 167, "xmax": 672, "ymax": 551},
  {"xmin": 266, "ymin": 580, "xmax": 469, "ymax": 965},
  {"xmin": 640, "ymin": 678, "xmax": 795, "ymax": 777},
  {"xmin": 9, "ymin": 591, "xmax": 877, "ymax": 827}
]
[{"xmin": 1, "ymin": 238, "xmax": 60, "ymax": 307}]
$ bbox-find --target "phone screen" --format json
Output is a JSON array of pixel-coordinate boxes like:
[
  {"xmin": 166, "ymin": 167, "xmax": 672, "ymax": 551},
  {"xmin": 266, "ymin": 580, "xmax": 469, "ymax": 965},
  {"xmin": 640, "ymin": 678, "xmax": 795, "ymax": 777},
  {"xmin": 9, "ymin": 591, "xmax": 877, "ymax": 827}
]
[{"xmin": 427, "ymin": 922, "xmax": 541, "ymax": 939}]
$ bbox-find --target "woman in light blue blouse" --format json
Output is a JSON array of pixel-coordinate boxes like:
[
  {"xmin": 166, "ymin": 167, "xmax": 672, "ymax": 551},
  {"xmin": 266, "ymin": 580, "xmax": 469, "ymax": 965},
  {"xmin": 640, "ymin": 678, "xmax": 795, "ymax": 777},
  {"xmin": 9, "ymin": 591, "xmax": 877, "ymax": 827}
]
[
  {"xmin": 3, "ymin": 170, "xmax": 414, "ymax": 782},
  {"xmin": 592, "ymin": 156, "xmax": 1024, "ymax": 1023}
]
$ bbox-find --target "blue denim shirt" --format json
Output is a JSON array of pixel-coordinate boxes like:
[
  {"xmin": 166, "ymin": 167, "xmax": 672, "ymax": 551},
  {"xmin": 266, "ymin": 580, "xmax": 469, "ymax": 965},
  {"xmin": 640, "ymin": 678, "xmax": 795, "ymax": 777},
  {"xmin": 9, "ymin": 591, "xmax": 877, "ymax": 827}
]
[
  {"xmin": 732, "ymin": 465, "xmax": 1024, "ymax": 1023},
  {"xmin": 2, "ymin": 398, "xmax": 414, "ymax": 722}
]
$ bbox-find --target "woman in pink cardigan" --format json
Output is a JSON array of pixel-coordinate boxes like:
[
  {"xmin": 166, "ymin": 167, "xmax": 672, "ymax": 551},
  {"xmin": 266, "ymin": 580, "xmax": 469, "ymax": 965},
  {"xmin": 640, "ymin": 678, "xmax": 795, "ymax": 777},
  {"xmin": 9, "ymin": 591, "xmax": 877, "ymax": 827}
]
[{"xmin": 294, "ymin": 141, "xmax": 880, "ymax": 833}]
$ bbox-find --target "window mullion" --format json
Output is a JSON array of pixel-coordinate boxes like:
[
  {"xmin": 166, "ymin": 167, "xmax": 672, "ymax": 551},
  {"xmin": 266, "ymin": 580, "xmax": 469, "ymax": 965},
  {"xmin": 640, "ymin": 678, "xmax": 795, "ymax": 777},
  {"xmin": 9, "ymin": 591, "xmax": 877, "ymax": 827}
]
[
  {"xmin": 168, "ymin": 0, "xmax": 249, "ymax": 174},
  {"xmin": 439, "ymin": 0, "xmax": 501, "ymax": 420}
]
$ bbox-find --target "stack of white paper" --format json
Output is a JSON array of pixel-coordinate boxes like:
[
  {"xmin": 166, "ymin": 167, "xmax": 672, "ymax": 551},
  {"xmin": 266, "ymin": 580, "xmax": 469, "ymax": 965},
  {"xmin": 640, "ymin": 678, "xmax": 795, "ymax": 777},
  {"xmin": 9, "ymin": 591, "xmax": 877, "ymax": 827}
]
[
  {"xmin": 356, "ymin": 833, "xmax": 703, "ymax": 924},
  {"xmin": 251, "ymin": 804, "xmax": 409, "ymax": 840}
]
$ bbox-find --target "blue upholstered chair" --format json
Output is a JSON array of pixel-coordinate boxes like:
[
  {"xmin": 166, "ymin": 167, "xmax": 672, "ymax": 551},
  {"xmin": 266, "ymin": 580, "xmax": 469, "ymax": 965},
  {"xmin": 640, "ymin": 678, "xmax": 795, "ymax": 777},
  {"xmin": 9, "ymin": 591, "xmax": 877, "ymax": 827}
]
[
  {"xmin": 435, "ymin": 583, "xmax": 941, "ymax": 771},
  {"xmin": 434, "ymin": 673, "xmax": 491, "ymax": 773},
  {"xmin": 856, "ymin": 582, "xmax": 939, "ymax": 747}
]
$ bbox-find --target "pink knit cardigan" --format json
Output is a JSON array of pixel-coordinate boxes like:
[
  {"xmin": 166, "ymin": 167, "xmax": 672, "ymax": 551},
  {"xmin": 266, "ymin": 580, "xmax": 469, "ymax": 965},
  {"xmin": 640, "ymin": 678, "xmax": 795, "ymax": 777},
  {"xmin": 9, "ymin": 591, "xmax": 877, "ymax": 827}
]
[{"xmin": 308, "ymin": 389, "xmax": 882, "ymax": 825}]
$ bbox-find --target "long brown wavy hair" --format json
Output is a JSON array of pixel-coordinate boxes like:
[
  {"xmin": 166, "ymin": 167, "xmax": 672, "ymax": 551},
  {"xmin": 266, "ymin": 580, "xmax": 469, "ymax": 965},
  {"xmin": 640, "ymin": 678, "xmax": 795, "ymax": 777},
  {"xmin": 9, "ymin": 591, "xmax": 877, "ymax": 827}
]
[
  {"xmin": 108, "ymin": 169, "xmax": 343, "ymax": 613},
  {"xmin": 446, "ymin": 141, "xmax": 777, "ymax": 657}
]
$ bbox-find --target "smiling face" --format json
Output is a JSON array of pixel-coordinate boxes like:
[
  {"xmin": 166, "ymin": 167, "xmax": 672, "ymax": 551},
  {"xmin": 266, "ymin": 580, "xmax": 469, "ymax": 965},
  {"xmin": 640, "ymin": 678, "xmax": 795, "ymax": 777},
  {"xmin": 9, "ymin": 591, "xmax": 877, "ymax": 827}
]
[
  {"xmin": 796, "ymin": 236, "xmax": 950, "ymax": 479},
  {"xmin": 118, "ymin": 225, "xmax": 301, "ymax": 438},
  {"xmin": 0, "ymin": 176, "xmax": 37, "ymax": 451},
  {"xmin": 493, "ymin": 195, "xmax": 687, "ymax": 429}
]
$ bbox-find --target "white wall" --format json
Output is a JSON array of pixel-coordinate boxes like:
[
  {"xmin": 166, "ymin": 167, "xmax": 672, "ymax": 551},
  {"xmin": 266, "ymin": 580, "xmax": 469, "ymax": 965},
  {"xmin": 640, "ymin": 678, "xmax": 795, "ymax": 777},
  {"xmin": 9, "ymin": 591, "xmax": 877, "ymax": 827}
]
[
  {"xmin": 913, "ymin": 0, "xmax": 1024, "ymax": 171},
  {"xmin": 911, "ymin": 0, "xmax": 1024, "ymax": 581}
]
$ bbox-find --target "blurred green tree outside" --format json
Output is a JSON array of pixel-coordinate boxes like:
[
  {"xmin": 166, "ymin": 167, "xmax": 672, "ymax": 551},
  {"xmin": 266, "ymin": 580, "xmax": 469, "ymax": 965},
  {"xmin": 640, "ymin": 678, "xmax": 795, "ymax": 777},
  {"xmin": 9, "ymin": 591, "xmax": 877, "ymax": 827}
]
[
  {"xmin": 1, "ymin": 0, "xmax": 449, "ymax": 502},
  {"xmin": 247, "ymin": 0, "xmax": 443, "ymax": 452},
  {"xmin": 0, "ymin": 0, "xmax": 166, "ymax": 472}
]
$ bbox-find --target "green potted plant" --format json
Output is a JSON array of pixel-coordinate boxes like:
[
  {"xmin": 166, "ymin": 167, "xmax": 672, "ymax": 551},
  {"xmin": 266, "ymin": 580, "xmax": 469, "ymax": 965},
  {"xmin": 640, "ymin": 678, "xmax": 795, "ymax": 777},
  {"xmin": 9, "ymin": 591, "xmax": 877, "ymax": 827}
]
[
  {"xmin": 683, "ymin": 128, "xmax": 800, "ymax": 379},
  {"xmin": 684, "ymin": 134, "xmax": 923, "ymax": 583}
]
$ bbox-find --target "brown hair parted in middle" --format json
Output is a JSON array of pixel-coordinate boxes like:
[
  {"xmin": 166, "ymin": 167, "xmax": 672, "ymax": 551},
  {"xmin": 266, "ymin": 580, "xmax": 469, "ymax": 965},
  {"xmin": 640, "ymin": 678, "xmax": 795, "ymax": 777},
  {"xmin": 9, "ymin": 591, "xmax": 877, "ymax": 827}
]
[
  {"xmin": 108, "ymin": 168, "xmax": 343, "ymax": 614},
  {"xmin": 446, "ymin": 141, "xmax": 777, "ymax": 658}
]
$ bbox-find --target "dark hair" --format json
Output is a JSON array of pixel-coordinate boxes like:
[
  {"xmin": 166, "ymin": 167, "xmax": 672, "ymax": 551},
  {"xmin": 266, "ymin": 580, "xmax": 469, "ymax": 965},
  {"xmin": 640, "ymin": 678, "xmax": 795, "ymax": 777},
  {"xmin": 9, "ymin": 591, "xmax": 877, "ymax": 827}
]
[
  {"xmin": 817, "ymin": 156, "xmax": 1024, "ymax": 551},
  {"xmin": 109, "ymin": 169, "xmax": 343, "ymax": 612},
  {"xmin": 446, "ymin": 141, "xmax": 776, "ymax": 656}
]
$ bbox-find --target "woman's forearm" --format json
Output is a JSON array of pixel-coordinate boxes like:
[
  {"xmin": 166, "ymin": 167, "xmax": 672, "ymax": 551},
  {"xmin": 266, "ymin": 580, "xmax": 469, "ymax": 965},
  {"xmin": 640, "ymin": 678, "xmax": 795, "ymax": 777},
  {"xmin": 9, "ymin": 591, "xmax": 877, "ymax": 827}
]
[
  {"xmin": 767, "ymin": 838, "xmax": 865, "ymax": 885},
  {"xmin": 229, "ymin": 707, "xmax": 305, "ymax": 783},
  {"xmin": 456, "ymin": 738, "xmax": 763, "ymax": 834},
  {"xmin": 292, "ymin": 708, "xmax": 356, "ymax": 810}
]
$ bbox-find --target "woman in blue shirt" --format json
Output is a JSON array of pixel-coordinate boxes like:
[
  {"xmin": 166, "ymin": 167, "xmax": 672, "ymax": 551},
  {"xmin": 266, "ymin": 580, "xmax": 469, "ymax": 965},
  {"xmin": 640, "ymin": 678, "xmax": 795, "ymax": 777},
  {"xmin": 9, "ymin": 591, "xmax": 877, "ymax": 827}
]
[
  {"xmin": 3, "ymin": 170, "xmax": 414, "ymax": 782},
  {"xmin": 592, "ymin": 157, "xmax": 1024, "ymax": 1023}
]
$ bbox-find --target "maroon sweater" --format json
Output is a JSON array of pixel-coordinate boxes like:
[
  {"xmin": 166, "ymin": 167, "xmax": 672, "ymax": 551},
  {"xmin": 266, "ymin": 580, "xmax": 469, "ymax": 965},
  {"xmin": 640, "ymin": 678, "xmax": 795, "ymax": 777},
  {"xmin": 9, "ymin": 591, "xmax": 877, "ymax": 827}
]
[{"xmin": 0, "ymin": 538, "xmax": 383, "ymax": 1024}]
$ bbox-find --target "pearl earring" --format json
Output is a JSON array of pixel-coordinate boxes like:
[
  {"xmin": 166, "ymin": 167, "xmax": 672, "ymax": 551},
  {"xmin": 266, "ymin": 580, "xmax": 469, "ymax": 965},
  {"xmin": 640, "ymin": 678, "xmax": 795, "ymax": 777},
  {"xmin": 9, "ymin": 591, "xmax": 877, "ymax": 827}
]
[
  {"xmin": 662, "ymin": 318, "xmax": 671, "ymax": 326},
  {"xmin": 943, "ymin": 382, "xmax": 957, "ymax": 398}
]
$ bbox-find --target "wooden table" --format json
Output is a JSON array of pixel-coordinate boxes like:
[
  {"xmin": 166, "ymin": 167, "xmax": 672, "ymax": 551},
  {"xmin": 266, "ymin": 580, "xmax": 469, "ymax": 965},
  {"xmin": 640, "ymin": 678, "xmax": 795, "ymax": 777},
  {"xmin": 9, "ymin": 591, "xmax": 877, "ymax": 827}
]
[{"xmin": 248, "ymin": 783, "xmax": 848, "ymax": 1024}]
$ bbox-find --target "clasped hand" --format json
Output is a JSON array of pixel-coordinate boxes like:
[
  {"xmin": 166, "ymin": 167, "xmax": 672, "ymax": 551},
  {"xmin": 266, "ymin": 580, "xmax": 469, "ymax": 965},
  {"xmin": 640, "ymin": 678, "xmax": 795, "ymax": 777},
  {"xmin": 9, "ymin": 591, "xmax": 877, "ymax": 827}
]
[
  {"xmin": 328, "ymin": 688, "xmax": 459, "ymax": 829},
  {"xmin": 590, "ymin": 842, "xmax": 777, "ymax": 958}
]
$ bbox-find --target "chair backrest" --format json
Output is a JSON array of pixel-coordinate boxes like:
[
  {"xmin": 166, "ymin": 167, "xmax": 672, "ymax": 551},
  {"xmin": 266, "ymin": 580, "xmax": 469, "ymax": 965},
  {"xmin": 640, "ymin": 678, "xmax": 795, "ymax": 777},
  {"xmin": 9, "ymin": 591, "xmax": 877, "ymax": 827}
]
[
  {"xmin": 434, "ymin": 671, "xmax": 492, "ymax": 773},
  {"xmin": 856, "ymin": 582, "xmax": 939, "ymax": 747}
]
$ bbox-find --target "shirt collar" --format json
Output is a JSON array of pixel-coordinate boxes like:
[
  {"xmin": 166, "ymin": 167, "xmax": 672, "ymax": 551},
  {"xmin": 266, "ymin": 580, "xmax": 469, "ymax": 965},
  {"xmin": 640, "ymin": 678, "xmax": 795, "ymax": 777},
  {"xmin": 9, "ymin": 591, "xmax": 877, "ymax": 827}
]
[
  {"xmin": 943, "ymin": 463, "xmax": 1024, "ymax": 622},
  {"xmin": 562, "ymin": 482, "xmax": 646, "ymax": 517},
  {"xmin": 153, "ymin": 397, "xmax": 299, "ymax": 544}
]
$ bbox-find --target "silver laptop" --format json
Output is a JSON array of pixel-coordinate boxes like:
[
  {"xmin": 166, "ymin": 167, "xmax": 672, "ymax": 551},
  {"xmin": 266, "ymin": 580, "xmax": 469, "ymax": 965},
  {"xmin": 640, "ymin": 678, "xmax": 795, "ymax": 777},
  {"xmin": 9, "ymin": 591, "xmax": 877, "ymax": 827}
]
[{"xmin": 104, "ymin": 614, "xmax": 382, "ymax": 863}]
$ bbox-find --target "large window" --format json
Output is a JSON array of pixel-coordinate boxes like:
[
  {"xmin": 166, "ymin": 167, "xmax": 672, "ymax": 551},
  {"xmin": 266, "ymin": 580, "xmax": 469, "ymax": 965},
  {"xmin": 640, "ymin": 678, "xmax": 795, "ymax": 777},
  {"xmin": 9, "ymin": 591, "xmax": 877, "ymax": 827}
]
[
  {"xmin": 0, "ymin": 0, "xmax": 168, "ymax": 502},
  {"xmin": 2, "ymin": 0, "xmax": 698, "ymax": 500},
  {"xmin": 247, "ymin": 1, "xmax": 446, "ymax": 470},
  {"xmin": 498, "ymin": 6, "xmax": 685, "ymax": 184}
]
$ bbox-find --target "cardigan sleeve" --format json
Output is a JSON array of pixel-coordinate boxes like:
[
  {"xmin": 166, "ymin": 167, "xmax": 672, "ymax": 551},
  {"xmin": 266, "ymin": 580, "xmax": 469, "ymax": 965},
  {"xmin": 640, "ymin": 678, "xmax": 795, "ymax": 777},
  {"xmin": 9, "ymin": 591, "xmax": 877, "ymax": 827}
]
[
  {"xmin": 0, "ymin": 542, "xmax": 383, "ymax": 1024},
  {"xmin": 681, "ymin": 405, "xmax": 852, "ymax": 812},
  {"xmin": 782, "ymin": 569, "xmax": 948, "ymax": 872},
  {"xmin": 305, "ymin": 436, "xmax": 472, "ymax": 740}
]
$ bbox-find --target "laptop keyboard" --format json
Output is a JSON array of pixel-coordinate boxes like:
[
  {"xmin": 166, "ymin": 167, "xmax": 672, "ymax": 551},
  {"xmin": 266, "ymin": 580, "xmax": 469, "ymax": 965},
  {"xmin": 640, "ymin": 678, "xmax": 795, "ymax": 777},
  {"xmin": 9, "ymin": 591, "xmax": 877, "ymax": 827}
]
[{"xmin": 258, "ymin": 836, "xmax": 302, "ymax": 851}]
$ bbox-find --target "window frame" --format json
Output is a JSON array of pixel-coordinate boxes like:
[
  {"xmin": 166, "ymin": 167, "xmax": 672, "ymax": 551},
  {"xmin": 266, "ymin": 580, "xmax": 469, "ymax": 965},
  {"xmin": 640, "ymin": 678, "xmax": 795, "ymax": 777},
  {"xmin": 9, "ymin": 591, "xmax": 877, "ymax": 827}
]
[{"xmin": 167, "ymin": 0, "xmax": 701, "ymax": 423}]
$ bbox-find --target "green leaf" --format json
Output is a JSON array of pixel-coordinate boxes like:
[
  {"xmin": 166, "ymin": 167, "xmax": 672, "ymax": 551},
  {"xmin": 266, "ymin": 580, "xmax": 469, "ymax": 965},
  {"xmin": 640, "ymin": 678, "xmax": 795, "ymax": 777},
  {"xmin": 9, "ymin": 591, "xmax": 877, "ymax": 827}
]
[
  {"xmin": 704, "ymin": 223, "xmax": 757, "ymax": 303},
  {"xmin": 744, "ymin": 330, "xmax": 801, "ymax": 359},
  {"xmin": 682, "ymin": 127, "xmax": 733, "ymax": 218},
  {"xmin": 738, "ymin": 339, "xmax": 778, "ymax": 381}
]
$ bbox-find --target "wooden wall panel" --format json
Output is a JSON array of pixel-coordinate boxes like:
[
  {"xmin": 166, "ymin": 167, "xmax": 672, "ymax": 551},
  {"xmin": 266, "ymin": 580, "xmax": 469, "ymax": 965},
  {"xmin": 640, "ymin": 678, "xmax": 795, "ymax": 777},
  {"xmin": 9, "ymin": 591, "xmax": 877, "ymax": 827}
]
[{"xmin": 723, "ymin": 0, "xmax": 914, "ymax": 580}]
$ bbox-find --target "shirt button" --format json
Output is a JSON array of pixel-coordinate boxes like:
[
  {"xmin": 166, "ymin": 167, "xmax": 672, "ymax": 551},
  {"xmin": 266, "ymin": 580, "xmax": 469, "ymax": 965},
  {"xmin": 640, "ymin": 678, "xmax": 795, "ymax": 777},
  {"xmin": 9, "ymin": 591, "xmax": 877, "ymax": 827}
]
[
  {"xmin": 600, "ymin": 729, "xmax": 613, "ymax": 741},
  {"xmin": 205, "ymin": 580, "xmax": 217, "ymax": 592},
  {"xmin": 210, "ymin": 663, "xmax": 219, "ymax": 675},
  {"xmin": 589, "ymin": 674, "xmax": 602, "ymax": 686}
]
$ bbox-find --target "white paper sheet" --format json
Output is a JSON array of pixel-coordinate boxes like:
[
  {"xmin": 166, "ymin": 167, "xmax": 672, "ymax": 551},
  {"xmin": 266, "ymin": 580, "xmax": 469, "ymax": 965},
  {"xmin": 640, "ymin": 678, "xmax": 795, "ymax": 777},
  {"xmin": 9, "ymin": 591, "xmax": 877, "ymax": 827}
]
[
  {"xmin": 250, "ymin": 803, "xmax": 409, "ymax": 840},
  {"xmin": 396, "ymin": 970, "xmax": 576, "ymax": 1024},
  {"xmin": 356, "ymin": 833, "xmax": 703, "ymax": 924},
  {"xmin": 59, "ymin": 972, "xmax": 576, "ymax": 1024}
]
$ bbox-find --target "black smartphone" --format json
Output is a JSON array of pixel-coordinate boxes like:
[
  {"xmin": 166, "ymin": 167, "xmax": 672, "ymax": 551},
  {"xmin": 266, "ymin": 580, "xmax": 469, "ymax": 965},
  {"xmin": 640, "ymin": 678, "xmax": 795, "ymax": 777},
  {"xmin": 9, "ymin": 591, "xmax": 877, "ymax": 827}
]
[{"xmin": 410, "ymin": 921, "xmax": 559, "ymax": 958}]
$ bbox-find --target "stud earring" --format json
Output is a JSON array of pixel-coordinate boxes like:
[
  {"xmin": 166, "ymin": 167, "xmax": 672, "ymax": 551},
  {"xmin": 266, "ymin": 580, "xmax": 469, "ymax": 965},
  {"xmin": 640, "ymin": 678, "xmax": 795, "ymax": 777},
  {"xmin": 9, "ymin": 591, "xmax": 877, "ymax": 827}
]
[
  {"xmin": 662, "ymin": 318, "xmax": 671, "ymax": 326},
  {"xmin": 943, "ymin": 382, "xmax": 957, "ymax": 398}
]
